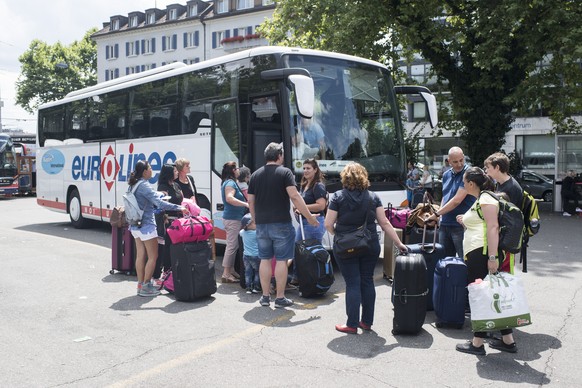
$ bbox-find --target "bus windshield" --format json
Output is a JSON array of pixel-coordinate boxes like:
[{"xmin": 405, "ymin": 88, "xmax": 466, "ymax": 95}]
[{"xmin": 285, "ymin": 54, "xmax": 403, "ymax": 181}]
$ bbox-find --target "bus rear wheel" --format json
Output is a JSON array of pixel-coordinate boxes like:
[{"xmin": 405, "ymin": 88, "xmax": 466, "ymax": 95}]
[{"xmin": 68, "ymin": 189, "xmax": 89, "ymax": 229}]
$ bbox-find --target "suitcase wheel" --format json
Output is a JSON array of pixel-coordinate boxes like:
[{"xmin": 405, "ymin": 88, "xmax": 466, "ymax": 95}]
[
  {"xmin": 109, "ymin": 269, "xmax": 114, "ymax": 275},
  {"xmin": 435, "ymin": 322, "xmax": 444, "ymax": 328}
]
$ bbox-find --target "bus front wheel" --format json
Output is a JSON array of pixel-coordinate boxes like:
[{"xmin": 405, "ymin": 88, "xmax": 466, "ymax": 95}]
[{"xmin": 68, "ymin": 189, "xmax": 89, "ymax": 229}]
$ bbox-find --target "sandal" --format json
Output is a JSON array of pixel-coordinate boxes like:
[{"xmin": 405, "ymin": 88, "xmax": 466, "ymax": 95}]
[{"xmin": 221, "ymin": 276, "xmax": 238, "ymax": 284}]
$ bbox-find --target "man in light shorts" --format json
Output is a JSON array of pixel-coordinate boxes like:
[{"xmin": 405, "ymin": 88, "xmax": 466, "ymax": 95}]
[{"xmin": 248, "ymin": 143, "xmax": 318, "ymax": 308}]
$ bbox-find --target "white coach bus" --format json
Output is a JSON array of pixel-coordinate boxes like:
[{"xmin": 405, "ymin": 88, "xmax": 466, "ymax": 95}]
[{"xmin": 36, "ymin": 46, "xmax": 437, "ymax": 243}]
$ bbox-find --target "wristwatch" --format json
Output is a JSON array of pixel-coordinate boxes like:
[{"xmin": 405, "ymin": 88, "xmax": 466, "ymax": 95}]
[{"xmin": 488, "ymin": 255, "xmax": 497, "ymax": 262}]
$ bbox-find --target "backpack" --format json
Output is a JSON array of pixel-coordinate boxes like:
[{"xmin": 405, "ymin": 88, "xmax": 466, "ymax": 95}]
[
  {"xmin": 123, "ymin": 181, "xmax": 145, "ymax": 227},
  {"xmin": 476, "ymin": 190, "xmax": 525, "ymax": 254},
  {"xmin": 521, "ymin": 190, "xmax": 540, "ymax": 237}
]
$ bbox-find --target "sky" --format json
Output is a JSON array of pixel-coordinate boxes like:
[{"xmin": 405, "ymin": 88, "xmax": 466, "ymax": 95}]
[{"xmin": 0, "ymin": 0, "xmax": 179, "ymax": 133}]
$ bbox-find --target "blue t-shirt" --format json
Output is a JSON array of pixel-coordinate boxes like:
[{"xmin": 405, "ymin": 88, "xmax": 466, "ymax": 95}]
[
  {"xmin": 328, "ymin": 189, "xmax": 382, "ymax": 236},
  {"xmin": 221, "ymin": 179, "xmax": 247, "ymax": 221},
  {"xmin": 301, "ymin": 182, "xmax": 327, "ymax": 217},
  {"xmin": 301, "ymin": 122, "xmax": 325, "ymax": 148},
  {"xmin": 239, "ymin": 229, "xmax": 259, "ymax": 257},
  {"xmin": 440, "ymin": 164, "xmax": 475, "ymax": 226}
]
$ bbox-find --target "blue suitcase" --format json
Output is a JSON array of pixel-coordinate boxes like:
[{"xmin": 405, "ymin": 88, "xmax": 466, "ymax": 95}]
[
  {"xmin": 433, "ymin": 257, "xmax": 467, "ymax": 329},
  {"xmin": 406, "ymin": 241, "xmax": 444, "ymax": 312}
]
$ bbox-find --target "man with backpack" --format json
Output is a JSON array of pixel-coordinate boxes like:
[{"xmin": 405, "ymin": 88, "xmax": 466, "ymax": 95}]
[{"xmin": 484, "ymin": 153, "xmax": 524, "ymax": 273}]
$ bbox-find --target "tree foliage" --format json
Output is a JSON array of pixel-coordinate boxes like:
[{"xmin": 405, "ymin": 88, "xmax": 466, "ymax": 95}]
[
  {"xmin": 16, "ymin": 28, "xmax": 98, "ymax": 113},
  {"xmin": 261, "ymin": 0, "xmax": 582, "ymax": 165}
]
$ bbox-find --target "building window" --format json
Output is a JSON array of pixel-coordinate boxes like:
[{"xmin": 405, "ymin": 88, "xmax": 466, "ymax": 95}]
[
  {"xmin": 184, "ymin": 31, "xmax": 200, "ymax": 48},
  {"xmin": 216, "ymin": 31, "xmax": 225, "ymax": 48},
  {"xmin": 237, "ymin": 0, "xmax": 253, "ymax": 10},
  {"xmin": 105, "ymin": 69, "xmax": 119, "ymax": 81},
  {"xmin": 129, "ymin": 16, "xmax": 138, "ymax": 28},
  {"xmin": 216, "ymin": 0, "xmax": 228, "ymax": 13},
  {"xmin": 146, "ymin": 13, "xmax": 156, "ymax": 25},
  {"xmin": 127, "ymin": 41, "xmax": 139, "ymax": 56},
  {"xmin": 162, "ymin": 35, "xmax": 178, "ymax": 51},
  {"xmin": 141, "ymin": 38, "xmax": 156, "ymax": 54},
  {"xmin": 413, "ymin": 101, "xmax": 427, "ymax": 120},
  {"xmin": 262, "ymin": 0, "xmax": 274, "ymax": 5},
  {"xmin": 169, "ymin": 8, "xmax": 177, "ymax": 20},
  {"xmin": 106, "ymin": 44, "xmax": 119, "ymax": 60},
  {"xmin": 188, "ymin": 4, "xmax": 197, "ymax": 17},
  {"xmin": 111, "ymin": 19, "xmax": 119, "ymax": 31}
]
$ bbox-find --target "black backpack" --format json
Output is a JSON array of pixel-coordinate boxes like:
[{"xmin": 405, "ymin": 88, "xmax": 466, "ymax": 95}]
[{"xmin": 476, "ymin": 190, "xmax": 525, "ymax": 254}]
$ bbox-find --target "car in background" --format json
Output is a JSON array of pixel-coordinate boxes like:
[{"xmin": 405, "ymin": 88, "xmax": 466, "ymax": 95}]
[{"xmin": 515, "ymin": 170, "xmax": 553, "ymax": 202}]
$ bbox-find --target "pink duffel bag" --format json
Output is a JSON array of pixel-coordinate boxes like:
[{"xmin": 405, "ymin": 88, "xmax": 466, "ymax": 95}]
[
  {"xmin": 385, "ymin": 204, "xmax": 411, "ymax": 229},
  {"xmin": 167, "ymin": 215, "xmax": 213, "ymax": 244}
]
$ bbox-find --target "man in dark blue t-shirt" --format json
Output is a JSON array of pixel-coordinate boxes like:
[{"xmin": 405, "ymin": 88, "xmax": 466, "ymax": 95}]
[
  {"xmin": 248, "ymin": 142, "xmax": 318, "ymax": 309},
  {"xmin": 428, "ymin": 147, "xmax": 475, "ymax": 258}
]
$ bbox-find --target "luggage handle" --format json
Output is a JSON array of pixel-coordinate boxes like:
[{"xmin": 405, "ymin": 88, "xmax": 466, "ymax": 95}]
[
  {"xmin": 299, "ymin": 215, "xmax": 306, "ymax": 241},
  {"xmin": 420, "ymin": 223, "xmax": 437, "ymax": 254}
]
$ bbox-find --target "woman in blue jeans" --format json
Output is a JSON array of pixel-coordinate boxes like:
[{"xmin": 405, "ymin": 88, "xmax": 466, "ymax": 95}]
[
  {"xmin": 291, "ymin": 158, "xmax": 327, "ymax": 284},
  {"xmin": 325, "ymin": 163, "xmax": 407, "ymax": 334}
]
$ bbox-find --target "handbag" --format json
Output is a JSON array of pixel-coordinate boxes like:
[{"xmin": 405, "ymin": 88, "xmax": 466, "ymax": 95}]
[
  {"xmin": 166, "ymin": 215, "xmax": 214, "ymax": 244},
  {"xmin": 385, "ymin": 203, "xmax": 410, "ymax": 229},
  {"xmin": 468, "ymin": 272, "xmax": 532, "ymax": 332},
  {"xmin": 110, "ymin": 206, "xmax": 128, "ymax": 228},
  {"xmin": 333, "ymin": 193, "xmax": 374, "ymax": 260},
  {"xmin": 407, "ymin": 191, "xmax": 440, "ymax": 229}
]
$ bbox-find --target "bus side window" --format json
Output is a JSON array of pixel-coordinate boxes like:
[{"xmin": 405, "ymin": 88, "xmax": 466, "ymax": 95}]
[
  {"xmin": 132, "ymin": 119, "xmax": 148, "ymax": 138},
  {"xmin": 151, "ymin": 117, "xmax": 168, "ymax": 137}
]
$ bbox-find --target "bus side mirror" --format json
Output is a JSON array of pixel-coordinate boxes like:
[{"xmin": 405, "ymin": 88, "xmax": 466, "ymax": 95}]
[
  {"xmin": 419, "ymin": 92, "xmax": 438, "ymax": 129},
  {"xmin": 288, "ymin": 75, "xmax": 314, "ymax": 119}
]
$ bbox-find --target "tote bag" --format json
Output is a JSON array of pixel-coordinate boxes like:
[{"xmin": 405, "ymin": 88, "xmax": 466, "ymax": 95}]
[{"xmin": 468, "ymin": 272, "xmax": 532, "ymax": 332}]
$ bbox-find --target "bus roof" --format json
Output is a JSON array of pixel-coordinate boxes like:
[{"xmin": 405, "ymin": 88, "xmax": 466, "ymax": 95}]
[{"xmin": 38, "ymin": 46, "xmax": 388, "ymax": 110}]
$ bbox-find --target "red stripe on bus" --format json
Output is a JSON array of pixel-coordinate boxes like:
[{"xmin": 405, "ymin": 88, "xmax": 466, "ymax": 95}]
[{"xmin": 37, "ymin": 198, "xmax": 67, "ymax": 210}]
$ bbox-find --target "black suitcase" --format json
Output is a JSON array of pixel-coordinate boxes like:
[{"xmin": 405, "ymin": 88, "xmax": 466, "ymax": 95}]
[
  {"xmin": 110, "ymin": 226, "xmax": 135, "ymax": 275},
  {"xmin": 295, "ymin": 218, "xmax": 334, "ymax": 297},
  {"xmin": 170, "ymin": 241, "xmax": 217, "ymax": 301},
  {"xmin": 392, "ymin": 253, "xmax": 428, "ymax": 335},
  {"xmin": 406, "ymin": 241, "xmax": 445, "ymax": 311}
]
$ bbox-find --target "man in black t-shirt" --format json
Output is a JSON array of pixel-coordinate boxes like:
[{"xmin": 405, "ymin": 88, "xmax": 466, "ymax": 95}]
[
  {"xmin": 561, "ymin": 170, "xmax": 581, "ymax": 215},
  {"xmin": 248, "ymin": 142, "xmax": 318, "ymax": 308}
]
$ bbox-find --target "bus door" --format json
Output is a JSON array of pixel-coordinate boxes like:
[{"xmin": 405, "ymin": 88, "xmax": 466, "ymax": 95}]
[
  {"xmin": 211, "ymin": 99, "xmax": 241, "ymax": 242},
  {"xmin": 99, "ymin": 141, "xmax": 118, "ymax": 221},
  {"xmin": 249, "ymin": 94, "xmax": 282, "ymax": 172}
]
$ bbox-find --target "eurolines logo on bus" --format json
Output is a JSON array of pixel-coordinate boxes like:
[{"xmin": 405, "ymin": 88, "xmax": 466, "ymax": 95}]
[{"xmin": 70, "ymin": 144, "xmax": 176, "ymax": 191}]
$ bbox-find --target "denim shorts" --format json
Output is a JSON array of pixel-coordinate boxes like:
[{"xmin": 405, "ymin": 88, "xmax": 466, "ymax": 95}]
[{"xmin": 256, "ymin": 222, "xmax": 295, "ymax": 261}]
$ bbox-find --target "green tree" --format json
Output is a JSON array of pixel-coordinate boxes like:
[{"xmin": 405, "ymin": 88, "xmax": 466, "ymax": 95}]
[
  {"xmin": 16, "ymin": 28, "xmax": 97, "ymax": 113},
  {"xmin": 261, "ymin": 0, "xmax": 582, "ymax": 165}
]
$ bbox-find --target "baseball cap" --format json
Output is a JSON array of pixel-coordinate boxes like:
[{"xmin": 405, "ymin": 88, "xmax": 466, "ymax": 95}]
[{"xmin": 241, "ymin": 213, "xmax": 252, "ymax": 229}]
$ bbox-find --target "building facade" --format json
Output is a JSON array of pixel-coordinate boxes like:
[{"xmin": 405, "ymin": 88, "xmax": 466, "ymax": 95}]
[{"xmin": 92, "ymin": 0, "xmax": 275, "ymax": 82}]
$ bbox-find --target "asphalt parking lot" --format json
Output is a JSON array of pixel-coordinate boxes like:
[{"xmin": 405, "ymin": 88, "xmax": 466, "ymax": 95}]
[{"xmin": 1, "ymin": 198, "xmax": 581, "ymax": 387}]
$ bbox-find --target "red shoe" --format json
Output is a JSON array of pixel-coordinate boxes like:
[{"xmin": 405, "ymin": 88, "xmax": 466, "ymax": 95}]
[
  {"xmin": 335, "ymin": 324, "xmax": 357, "ymax": 334},
  {"xmin": 359, "ymin": 321, "xmax": 372, "ymax": 331}
]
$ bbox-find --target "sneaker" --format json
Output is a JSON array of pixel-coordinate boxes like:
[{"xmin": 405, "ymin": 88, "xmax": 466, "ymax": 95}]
[
  {"xmin": 137, "ymin": 282, "xmax": 143, "ymax": 295},
  {"xmin": 563, "ymin": 212, "xmax": 572, "ymax": 217},
  {"xmin": 246, "ymin": 287, "xmax": 253, "ymax": 295},
  {"xmin": 488, "ymin": 338, "xmax": 518, "ymax": 353},
  {"xmin": 259, "ymin": 295, "xmax": 270, "ymax": 306},
  {"xmin": 251, "ymin": 288, "xmax": 261, "ymax": 294},
  {"xmin": 139, "ymin": 282, "xmax": 161, "ymax": 297},
  {"xmin": 456, "ymin": 341, "xmax": 486, "ymax": 356},
  {"xmin": 285, "ymin": 283, "xmax": 298, "ymax": 291},
  {"xmin": 576, "ymin": 207, "xmax": 582, "ymax": 213},
  {"xmin": 274, "ymin": 297, "xmax": 294, "ymax": 308}
]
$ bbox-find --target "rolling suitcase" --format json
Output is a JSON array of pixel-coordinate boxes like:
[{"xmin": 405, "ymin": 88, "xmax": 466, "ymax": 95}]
[
  {"xmin": 170, "ymin": 241, "xmax": 217, "ymax": 301},
  {"xmin": 383, "ymin": 228, "xmax": 403, "ymax": 281},
  {"xmin": 433, "ymin": 257, "xmax": 467, "ymax": 329},
  {"xmin": 295, "ymin": 217, "xmax": 334, "ymax": 297},
  {"xmin": 392, "ymin": 253, "xmax": 428, "ymax": 335},
  {"xmin": 110, "ymin": 226, "xmax": 135, "ymax": 275},
  {"xmin": 406, "ymin": 226, "xmax": 444, "ymax": 311}
]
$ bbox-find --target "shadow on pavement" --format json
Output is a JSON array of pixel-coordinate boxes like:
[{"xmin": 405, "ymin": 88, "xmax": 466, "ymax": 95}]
[
  {"xmin": 109, "ymin": 294, "xmax": 215, "ymax": 314},
  {"xmin": 327, "ymin": 331, "xmax": 398, "ymax": 358},
  {"xmin": 16, "ymin": 220, "xmax": 111, "ymax": 249}
]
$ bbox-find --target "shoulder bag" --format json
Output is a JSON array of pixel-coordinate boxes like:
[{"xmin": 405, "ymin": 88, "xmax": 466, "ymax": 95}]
[{"xmin": 332, "ymin": 192, "xmax": 374, "ymax": 260}]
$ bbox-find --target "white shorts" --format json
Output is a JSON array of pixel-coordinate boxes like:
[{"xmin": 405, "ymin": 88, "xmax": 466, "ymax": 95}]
[{"xmin": 129, "ymin": 224, "xmax": 158, "ymax": 241}]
